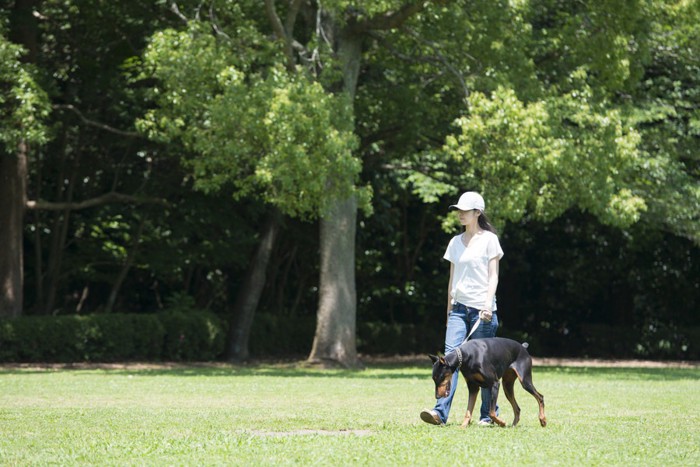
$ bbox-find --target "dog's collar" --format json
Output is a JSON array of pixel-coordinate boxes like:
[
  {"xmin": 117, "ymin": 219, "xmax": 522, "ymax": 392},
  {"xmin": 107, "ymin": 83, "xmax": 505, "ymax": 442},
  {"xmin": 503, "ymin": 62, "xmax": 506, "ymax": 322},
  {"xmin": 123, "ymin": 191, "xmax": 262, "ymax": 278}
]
[{"xmin": 454, "ymin": 348, "xmax": 463, "ymax": 370}]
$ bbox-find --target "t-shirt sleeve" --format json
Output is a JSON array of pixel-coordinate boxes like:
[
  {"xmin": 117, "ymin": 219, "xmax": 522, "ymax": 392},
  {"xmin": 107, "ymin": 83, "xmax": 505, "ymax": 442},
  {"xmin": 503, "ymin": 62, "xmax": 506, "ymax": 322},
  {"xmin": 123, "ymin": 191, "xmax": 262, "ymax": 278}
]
[
  {"xmin": 443, "ymin": 237, "xmax": 456, "ymax": 263},
  {"xmin": 487, "ymin": 234, "xmax": 504, "ymax": 260}
]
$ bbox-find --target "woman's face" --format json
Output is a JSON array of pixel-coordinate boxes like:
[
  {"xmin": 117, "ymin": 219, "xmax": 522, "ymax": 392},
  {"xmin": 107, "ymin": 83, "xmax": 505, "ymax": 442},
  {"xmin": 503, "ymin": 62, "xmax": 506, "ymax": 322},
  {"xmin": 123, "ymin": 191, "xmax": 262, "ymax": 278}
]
[{"xmin": 457, "ymin": 209, "xmax": 480, "ymax": 227}]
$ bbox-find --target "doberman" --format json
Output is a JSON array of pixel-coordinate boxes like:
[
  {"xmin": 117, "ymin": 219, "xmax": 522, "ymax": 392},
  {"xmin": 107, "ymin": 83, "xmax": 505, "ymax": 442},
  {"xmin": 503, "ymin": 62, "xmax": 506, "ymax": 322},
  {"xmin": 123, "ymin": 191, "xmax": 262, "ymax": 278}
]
[{"xmin": 429, "ymin": 337, "xmax": 547, "ymax": 428}]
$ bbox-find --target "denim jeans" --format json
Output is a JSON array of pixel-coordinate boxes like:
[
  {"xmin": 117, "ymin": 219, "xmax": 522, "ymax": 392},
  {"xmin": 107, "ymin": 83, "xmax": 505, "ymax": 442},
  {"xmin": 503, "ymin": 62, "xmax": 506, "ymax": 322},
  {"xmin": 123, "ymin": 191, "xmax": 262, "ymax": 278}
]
[{"xmin": 433, "ymin": 303, "xmax": 499, "ymax": 424}]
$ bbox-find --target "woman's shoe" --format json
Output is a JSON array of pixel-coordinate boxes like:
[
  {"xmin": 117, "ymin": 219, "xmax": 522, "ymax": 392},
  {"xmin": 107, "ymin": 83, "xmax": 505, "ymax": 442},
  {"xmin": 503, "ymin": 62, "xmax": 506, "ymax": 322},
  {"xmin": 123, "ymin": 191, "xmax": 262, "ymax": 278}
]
[{"xmin": 420, "ymin": 409, "xmax": 444, "ymax": 425}]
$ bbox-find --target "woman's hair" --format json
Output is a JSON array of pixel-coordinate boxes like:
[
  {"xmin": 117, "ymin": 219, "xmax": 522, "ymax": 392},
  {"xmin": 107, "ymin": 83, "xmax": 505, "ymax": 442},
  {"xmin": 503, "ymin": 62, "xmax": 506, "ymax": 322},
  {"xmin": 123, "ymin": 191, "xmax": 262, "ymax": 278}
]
[{"xmin": 478, "ymin": 212, "xmax": 497, "ymax": 234}]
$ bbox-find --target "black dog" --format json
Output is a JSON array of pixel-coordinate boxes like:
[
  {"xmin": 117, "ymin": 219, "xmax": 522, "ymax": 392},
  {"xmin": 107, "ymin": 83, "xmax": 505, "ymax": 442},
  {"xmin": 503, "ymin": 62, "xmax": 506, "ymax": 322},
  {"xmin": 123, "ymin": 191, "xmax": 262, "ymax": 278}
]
[{"xmin": 429, "ymin": 337, "xmax": 547, "ymax": 428}]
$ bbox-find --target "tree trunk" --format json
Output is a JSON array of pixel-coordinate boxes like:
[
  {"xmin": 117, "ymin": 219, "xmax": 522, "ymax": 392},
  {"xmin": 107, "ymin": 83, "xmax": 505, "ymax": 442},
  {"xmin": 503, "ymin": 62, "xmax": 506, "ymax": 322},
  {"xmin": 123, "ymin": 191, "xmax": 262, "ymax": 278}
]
[
  {"xmin": 105, "ymin": 216, "xmax": 146, "ymax": 313},
  {"xmin": 1, "ymin": 0, "xmax": 39, "ymax": 317},
  {"xmin": 0, "ymin": 144, "xmax": 28, "ymax": 317},
  {"xmin": 43, "ymin": 146, "xmax": 78, "ymax": 314},
  {"xmin": 307, "ymin": 30, "xmax": 363, "ymax": 368},
  {"xmin": 308, "ymin": 196, "xmax": 359, "ymax": 368},
  {"xmin": 226, "ymin": 209, "xmax": 281, "ymax": 362}
]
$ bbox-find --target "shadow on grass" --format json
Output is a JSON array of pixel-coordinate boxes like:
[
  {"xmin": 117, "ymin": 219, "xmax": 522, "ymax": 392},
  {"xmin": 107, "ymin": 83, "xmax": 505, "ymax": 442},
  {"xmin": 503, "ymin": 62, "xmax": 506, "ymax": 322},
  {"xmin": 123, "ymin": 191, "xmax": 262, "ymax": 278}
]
[
  {"xmin": 1, "ymin": 362, "xmax": 698, "ymax": 381},
  {"xmin": 538, "ymin": 365, "xmax": 700, "ymax": 381},
  {"xmin": 0, "ymin": 366, "xmax": 429, "ymax": 380}
]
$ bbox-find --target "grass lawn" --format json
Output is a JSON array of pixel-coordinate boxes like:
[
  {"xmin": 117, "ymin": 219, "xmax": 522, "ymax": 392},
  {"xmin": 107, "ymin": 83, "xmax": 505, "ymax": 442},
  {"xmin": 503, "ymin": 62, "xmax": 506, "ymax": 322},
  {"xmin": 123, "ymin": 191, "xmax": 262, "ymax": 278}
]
[{"xmin": 1, "ymin": 360, "xmax": 698, "ymax": 465}]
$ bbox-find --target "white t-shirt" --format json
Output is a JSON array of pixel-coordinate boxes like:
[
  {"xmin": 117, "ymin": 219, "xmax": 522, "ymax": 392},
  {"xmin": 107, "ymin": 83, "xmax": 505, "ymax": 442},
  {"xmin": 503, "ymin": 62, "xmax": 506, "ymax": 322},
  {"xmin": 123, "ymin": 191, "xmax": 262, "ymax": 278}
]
[{"xmin": 443, "ymin": 230, "xmax": 504, "ymax": 310}]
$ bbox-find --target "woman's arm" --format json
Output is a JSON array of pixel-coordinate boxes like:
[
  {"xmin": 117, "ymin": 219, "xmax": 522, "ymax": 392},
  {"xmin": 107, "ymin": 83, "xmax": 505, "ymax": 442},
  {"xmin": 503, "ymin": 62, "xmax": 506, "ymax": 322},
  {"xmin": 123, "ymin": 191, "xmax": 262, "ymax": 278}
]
[
  {"xmin": 481, "ymin": 256, "xmax": 500, "ymax": 319},
  {"xmin": 446, "ymin": 263, "xmax": 454, "ymax": 324}
]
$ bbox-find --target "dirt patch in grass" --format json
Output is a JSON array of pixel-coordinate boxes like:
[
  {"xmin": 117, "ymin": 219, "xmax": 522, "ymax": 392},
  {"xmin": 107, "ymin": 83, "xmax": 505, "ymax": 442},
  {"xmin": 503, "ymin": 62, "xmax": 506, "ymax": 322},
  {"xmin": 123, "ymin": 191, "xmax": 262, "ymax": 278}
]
[
  {"xmin": 1, "ymin": 356, "xmax": 697, "ymax": 371},
  {"xmin": 246, "ymin": 429, "xmax": 372, "ymax": 437},
  {"xmin": 532, "ymin": 357, "xmax": 699, "ymax": 368},
  {"xmin": 359, "ymin": 354, "xmax": 700, "ymax": 369}
]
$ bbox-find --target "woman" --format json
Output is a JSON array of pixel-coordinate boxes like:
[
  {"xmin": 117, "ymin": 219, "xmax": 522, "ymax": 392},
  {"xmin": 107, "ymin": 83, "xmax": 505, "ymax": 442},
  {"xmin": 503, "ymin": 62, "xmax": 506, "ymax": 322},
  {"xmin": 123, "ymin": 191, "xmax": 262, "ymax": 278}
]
[{"xmin": 420, "ymin": 191, "xmax": 504, "ymax": 426}]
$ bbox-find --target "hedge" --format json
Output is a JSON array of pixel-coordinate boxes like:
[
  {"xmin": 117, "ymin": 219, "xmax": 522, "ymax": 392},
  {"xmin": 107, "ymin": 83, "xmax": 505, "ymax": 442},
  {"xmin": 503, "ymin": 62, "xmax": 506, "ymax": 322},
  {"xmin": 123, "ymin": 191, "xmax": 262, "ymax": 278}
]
[
  {"xmin": 1, "ymin": 311, "xmax": 696, "ymax": 362},
  {"xmin": 0, "ymin": 311, "xmax": 225, "ymax": 363},
  {"xmin": 249, "ymin": 314, "xmax": 700, "ymax": 360}
]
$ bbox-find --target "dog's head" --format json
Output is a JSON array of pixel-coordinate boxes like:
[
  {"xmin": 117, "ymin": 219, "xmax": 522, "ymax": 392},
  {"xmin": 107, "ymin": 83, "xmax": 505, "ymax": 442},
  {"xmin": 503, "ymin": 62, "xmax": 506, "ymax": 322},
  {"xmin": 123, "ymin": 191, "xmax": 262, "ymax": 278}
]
[{"xmin": 429, "ymin": 354, "xmax": 454, "ymax": 399}]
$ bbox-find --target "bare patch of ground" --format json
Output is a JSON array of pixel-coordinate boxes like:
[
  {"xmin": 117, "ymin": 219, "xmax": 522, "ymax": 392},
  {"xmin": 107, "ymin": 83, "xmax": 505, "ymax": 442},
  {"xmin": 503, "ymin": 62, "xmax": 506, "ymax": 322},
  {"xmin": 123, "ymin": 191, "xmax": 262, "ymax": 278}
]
[
  {"xmin": 359, "ymin": 354, "xmax": 700, "ymax": 369},
  {"xmin": 1, "ymin": 356, "xmax": 697, "ymax": 371},
  {"xmin": 532, "ymin": 357, "xmax": 699, "ymax": 369},
  {"xmin": 245, "ymin": 429, "xmax": 372, "ymax": 437}
]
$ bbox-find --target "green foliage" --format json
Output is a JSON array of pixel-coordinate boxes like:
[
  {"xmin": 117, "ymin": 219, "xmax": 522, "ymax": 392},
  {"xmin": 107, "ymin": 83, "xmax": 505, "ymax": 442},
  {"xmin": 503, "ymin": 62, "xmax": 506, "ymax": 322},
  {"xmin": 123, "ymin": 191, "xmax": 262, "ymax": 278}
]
[
  {"xmin": 4, "ymin": 0, "xmax": 697, "ymax": 353},
  {"xmin": 635, "ymin": 319, "xmax": 695, "ymax": 359},
  {"xmin": 357, "ymin": 321, "xmax": 440, "ymax": 355},
  {"xmin": 527, "ymin": 0, "xmax": 654, "ymax": 92},
  {"xmin": 160, "ymin": 310, "xmax": 225, "ymax": 361},
  {"xmin": 0, "ymin": 32, "xmax": 50, "ymax": 152},
  {"xmin": 0, "ymin": 316, "xmax": 84, "ymax": 362},
  {"xmin": 0, "ymin": 312, "xmax": 224, "ymax": 363},
  {"xmin": 246, "ymin": 310, "xmax": 700, "ymax": 359},
  {"xmin": 248, "ymin": 313, "xmax": 315, "ymax": 356},
  {"xmin": 137, "ymin": 22, "xmax": 367, "ymax": 218},
  {"xmin": 442, "ymin": 85, "xmax": 645, "ymax": 228},
  {"xmin": 625, "ymin": 0, "xmax": 700, "ymax": 243}
]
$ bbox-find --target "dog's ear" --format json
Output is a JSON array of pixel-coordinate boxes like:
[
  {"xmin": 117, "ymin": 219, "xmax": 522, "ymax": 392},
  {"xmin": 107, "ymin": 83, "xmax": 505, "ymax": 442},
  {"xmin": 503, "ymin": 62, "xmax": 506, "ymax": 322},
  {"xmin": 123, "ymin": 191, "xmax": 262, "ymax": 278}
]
[{"xmin": 429, "ymin": 354, "xmax": 440, "ymax": 363}]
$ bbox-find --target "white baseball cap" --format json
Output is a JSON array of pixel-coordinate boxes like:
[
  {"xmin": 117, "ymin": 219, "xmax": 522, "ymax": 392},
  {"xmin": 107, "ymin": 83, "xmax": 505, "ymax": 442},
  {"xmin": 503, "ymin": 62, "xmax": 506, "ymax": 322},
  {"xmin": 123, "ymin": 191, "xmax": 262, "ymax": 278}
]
[{"xmin": 449, "ymin": 191, "xmax": 485, "ymax": 212}]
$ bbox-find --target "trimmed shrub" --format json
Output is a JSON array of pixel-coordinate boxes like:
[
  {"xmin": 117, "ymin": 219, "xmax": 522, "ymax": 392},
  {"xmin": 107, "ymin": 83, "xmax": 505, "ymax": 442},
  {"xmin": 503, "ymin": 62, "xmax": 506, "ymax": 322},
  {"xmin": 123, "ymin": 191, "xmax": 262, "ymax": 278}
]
[
  {"xmin": 81, "ymin": 314, "xmax": 165, "ymax": 361},
  {"xmin": 249, "ymin": 313, "xmax": 315, "ymax": 356},
  {"xmin": 0, "ymin": 316, "xmax": 85, "ymax": 362},
  {"xmin": 160, "ymin": 311, "xmax": 225, "ymax": 361},
  {"xmin": 2, "ymin": 312, "xmax": 696, "ymax": 362},
  {"xmin": 0, "ymin": 312, "xmax": 223, "ymax": 363}
]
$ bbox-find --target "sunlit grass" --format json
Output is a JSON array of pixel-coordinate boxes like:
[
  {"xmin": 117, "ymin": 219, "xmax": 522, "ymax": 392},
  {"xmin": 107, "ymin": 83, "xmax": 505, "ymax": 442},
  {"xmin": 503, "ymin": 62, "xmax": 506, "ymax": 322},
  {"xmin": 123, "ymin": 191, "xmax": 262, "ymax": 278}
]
[{"xmin": 1, "ymin": 363, "xmax": 698, "ymax": 465}]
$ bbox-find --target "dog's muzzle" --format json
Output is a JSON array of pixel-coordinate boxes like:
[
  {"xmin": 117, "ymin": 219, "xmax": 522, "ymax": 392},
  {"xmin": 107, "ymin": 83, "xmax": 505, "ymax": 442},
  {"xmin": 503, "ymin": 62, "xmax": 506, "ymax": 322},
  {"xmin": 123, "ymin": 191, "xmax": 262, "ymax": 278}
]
[{"xmin": 435, "ymin": 374, "xmax": 452, "ymax": 399}]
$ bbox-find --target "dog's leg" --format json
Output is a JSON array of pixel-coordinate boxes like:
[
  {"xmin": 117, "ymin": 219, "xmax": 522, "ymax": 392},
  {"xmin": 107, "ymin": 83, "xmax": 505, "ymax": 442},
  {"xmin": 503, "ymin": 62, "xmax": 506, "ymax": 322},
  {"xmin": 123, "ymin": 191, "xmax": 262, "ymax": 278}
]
[
  {"xmin": 502, "ymin": 369, "xmax": 520, "ymax": 427},
  {"xmin": 518, "ymin": 365, "xmax": 547, "ymax": 427},
  {"xmin": 460, "ymin": 380, "xmax": 480, "ymax": 428},
  {"xmin": 514, "ymin": 356, "xmax": 547, "ymax": 427},
  {"xmin": 487, "ymin": 380, "xmax": 507, "ymax": 427}
]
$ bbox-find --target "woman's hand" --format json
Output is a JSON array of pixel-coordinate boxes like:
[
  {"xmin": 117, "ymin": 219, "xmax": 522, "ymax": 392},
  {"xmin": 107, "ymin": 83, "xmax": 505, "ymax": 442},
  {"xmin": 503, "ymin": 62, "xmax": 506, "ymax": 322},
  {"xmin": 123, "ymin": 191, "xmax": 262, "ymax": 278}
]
[{"xmin": 479, "ymin": 309, "xmax": 493, "ymax": 322}]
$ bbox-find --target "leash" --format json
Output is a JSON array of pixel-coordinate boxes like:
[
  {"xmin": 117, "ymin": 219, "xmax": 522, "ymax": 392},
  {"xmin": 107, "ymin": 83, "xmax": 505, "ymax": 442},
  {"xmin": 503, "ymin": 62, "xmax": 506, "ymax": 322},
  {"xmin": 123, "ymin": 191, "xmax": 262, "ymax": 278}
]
[
  {"xmin": 453, "ymin": 316, "xmax": 481, "ymax": 370},
  {"xmin": 452, "ymin": 306, "xmax": 491, "ymax": 369},
  {"xmin": 465, "ymin": 317, "xmax": 482, "ymax": 341},
  {"xmin": 452, "ymin": 301, "xmax": 485, "ymax": 343}
]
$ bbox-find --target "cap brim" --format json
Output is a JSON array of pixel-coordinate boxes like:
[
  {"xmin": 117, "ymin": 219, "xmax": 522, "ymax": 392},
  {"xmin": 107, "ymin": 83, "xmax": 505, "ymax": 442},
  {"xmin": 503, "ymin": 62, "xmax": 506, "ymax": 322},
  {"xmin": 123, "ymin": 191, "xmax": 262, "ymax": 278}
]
[{"xmin": 448, "ymin": 204, "xmax": 482, "ymax": 211}]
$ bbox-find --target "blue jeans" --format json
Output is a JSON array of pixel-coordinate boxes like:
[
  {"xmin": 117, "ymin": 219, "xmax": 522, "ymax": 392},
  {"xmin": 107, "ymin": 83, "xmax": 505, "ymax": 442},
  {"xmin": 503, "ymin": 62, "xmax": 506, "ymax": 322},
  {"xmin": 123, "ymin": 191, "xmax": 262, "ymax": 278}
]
[{"xmin": 433, "ymin": 303, "xmax": 499, "ymax": 424}]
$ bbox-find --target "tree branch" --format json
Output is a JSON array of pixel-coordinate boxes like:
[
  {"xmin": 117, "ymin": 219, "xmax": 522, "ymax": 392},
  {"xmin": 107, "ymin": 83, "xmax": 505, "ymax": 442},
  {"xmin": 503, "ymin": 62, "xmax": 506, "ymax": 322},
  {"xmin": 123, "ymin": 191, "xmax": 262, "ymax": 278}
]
[
  {"xmin": 54, "ymin": 104, "xmax": 142, "ymax": 138},
  {"xmin": 285, "ymin": 0, "xmax": 305, "ymax": 38},
  {"xmin": 372, "ymin": 28, "xmax": 471, "ymax": 100},
  {"xmin": 169, "ymin": 2, "xmax": 189, "ymax": 23},
  {"xmin": 26, "ymin": 192, "xmax": 168, "ymax": 211},
  {"xmin": 209, "ymin": 1, "xmax": 232, "ymax": 40},
  {"xmin": 264, "ymin": 0, "xmax": 296, "ymax": 71}
]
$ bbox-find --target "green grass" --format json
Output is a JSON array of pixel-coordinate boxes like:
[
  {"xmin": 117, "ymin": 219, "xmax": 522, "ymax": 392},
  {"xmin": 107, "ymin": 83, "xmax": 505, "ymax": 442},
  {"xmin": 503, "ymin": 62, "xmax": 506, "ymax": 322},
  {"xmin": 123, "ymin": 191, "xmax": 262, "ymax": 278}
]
[{"xmin": 1, "ymin": 362, "xmax": 698, "ymax": 465}]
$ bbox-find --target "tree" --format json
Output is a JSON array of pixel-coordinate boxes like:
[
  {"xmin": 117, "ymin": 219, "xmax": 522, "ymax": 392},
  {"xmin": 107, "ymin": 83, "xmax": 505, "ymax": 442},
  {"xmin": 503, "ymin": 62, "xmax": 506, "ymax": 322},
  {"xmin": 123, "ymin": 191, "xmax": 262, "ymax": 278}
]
[
  {"xmin": 3, "ymin": 0, "xmax": 695, "ymax": 363},
  {"xmin": 0, "ymin": 24, "xmax": 49, "ymax": 318},
  {"xmin": 401, "ymin": 0, "xmax": 698, "ymax": 241},
  {"xmin": 1, "ymin": 1, "xmax": 183, "ymax": 318},
  {"xmin": 137, "ymin": 11, "xmax": 365, "ymax": 362},
  {"xmin": 441, "ymin": 84, "xmax": 646, "ymax": 228},
  {"xmin": 261, "ymin": 1, "xmax": 448, "ymax": 367},
  {"xmin": 142, "ymin": 0, "xmax": 496, "ymax": 367},
  {"xmin": 141, "ymin": 0, "xmax": 694, "ymax": 365},
  {"xmin": 627, "ymin": 0, "xmax": 700, "ymax": 244}
]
